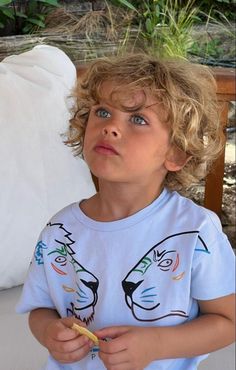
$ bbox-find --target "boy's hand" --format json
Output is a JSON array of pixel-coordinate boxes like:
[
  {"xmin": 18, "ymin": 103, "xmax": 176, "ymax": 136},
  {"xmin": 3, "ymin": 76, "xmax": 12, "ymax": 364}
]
[
  {"xmin": 95, "ymin": 326, "xmax": 156, "ymax": 370},
  {"xmin": 43, "ymin": 317, "xmax": 94, "ymax": 364}
]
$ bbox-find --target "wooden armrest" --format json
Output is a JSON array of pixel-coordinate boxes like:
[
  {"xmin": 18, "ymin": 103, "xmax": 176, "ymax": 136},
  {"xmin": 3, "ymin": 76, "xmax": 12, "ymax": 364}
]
[{"xmin": 204, "ymin": 67, "xmax": 235, "ymax": 217}]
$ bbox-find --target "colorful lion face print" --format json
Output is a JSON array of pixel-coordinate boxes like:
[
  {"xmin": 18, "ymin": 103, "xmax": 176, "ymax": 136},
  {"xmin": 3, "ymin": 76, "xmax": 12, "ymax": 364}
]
[
  {"xmin": 34, "ymin": 225, "xmax": 210, "ymax": 325},
  {"xmin": 36, "ymin": 223, "xmax": 99, "ymax": 325},
  {"xmin": 122, "ymin": 232, "xmax": 209, "ymax": 322}
]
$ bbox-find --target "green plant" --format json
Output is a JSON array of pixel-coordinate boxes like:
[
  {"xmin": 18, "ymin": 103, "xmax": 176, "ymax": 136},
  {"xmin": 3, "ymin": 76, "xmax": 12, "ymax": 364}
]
[
  {"xmin": 0, "ymin": 0, "xmax": 60, "ymax": 35},
  {"xmin": 192, "ymin": 0, "xmax": 236, "ymax": 21},
  {"xmin": 109, "ymin": 0, "xmax": 138, "ymax": 12},
  {"xmin": 188, "ymin": 7, "xmax": 235, "ymax": 64},
  {"xmin": 45, "ymin": 0, "xmax": 140, "ymax": 62},
  {"xmin": 108, "ymin": 0, "xmax": 235, "ymax": 63},
  {"xmin": 191, "ymin": 38, "xmax": 224, "ymax": 59},
  {"xmin": 144, "ymin": 0, "xmax": 200, "ymax": 58},
  {"xmin": 109, "ymin": 0, "xmax": 201, "ymax": 58}
]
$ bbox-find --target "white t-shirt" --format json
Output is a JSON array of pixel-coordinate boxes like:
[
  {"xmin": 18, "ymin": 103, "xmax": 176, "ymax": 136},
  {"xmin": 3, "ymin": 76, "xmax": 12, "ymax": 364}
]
[{"xmin": 16, "ymin": 188, "xmax": 235, "ymax": 370}]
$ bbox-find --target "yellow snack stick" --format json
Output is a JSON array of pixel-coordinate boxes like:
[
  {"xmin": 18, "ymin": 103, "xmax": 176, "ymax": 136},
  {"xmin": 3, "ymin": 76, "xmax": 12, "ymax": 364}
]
[{"xmin": 72, "ymin": 323, "xmax": 99, "ymax": 345}]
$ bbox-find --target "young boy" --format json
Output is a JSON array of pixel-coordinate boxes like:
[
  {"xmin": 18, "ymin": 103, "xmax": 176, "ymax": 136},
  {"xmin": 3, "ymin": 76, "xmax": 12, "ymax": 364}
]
[{"xmin": 16, "ymin": 53, "xmax": 235, "ymax": 370}]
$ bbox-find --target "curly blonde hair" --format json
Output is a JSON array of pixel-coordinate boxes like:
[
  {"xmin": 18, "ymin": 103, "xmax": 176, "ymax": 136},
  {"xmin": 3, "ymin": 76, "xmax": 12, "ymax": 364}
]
[{"xmin": 65, "ymin": 53, "xmax": 223, "ymax": 191}]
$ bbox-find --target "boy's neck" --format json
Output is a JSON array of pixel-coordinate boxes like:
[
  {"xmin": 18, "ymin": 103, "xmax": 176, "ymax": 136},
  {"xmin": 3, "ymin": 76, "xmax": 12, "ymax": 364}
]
[{"xmin": 80, "ymin": 181, "xmax": 164, "ymax": 222}]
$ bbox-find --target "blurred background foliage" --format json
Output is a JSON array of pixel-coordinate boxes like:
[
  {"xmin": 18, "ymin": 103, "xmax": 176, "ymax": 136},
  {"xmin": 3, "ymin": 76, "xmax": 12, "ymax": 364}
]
[
  {"xmin": 0, "ymin": 0, "xmax": 235, "ymax": 66},
  {"xmin": 107, "ymin": 0, "xmax": 235, "ymax": 63},
  {"xmin": 0, "ymin": 0, "xmax": 60, "ymax": 34},
  {"xmin": 110, "ymin": 0, "xmax": 236, "ymax": 20}
]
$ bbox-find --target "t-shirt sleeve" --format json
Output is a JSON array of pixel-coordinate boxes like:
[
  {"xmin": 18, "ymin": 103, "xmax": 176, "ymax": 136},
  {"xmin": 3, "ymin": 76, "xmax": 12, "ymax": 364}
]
[
  {"xmin": 16, "ymin": 232, "xmax": 55, "ymax": 314},
  {"xmin": 191, "ymin": 212, "xmax": 235, "ymax": 300}
]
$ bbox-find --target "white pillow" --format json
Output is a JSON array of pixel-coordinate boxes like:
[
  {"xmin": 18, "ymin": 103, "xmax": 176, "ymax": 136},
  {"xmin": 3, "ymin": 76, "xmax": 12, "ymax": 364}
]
[{"xmin": 0, "ymin": 45, "xmax": 96, "ymax": 290}]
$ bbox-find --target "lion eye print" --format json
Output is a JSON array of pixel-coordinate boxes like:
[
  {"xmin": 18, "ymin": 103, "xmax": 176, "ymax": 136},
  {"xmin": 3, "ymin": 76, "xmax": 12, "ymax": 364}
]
[
  {"xmin": 158, "ymin": 258, "xmax": 173, "ymax": 271},
  {"xmin": 55, "ymin": 256, "xmax": 67, "ymax": 265}
]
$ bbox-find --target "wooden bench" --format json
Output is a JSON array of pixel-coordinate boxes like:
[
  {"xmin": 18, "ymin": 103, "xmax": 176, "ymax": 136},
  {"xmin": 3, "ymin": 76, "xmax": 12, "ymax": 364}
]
[
  {"xmin": 205, "ymin": 67, "xmax": 236, "ymax": 218},
  {"xmin": 76, "ymin": 65, "xmax": 236, "ymax": 218}
]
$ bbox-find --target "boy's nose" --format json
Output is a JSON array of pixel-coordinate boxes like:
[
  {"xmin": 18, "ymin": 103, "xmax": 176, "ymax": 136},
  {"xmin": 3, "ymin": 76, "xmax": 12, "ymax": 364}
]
[{"xmin": 102, "ymin": 123, "xmax": 121, "ymax": 138}]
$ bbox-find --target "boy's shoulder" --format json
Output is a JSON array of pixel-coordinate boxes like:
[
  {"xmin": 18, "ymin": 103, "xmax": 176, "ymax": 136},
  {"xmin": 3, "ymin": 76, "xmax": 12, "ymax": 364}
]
[
  {"xmin": 169, "ymin": 190, "xmax": 223, "ymax": 232},
  {"xmin": 37, "ymin": 202, "xmax": 79, "ymax": 242},
  {"xmin": 46, "ymin": 202, "xmax": 78, "ymax": 227}
]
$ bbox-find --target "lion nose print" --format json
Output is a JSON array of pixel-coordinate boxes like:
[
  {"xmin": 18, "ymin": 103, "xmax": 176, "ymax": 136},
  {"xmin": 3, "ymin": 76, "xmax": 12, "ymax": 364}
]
[
  {"xmin": 122, "ymin": 280, "xmax": 144, "ymax": 297},
  {"xmin": 81, "ymin": 279, "xmax": 99, "ymax": 293}
]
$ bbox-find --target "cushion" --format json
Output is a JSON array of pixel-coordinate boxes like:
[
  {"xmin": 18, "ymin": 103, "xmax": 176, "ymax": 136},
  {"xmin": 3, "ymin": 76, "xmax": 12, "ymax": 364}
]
[{"xmin": 0, "ymin": 45, "xmax": 96, "ymax": 290}]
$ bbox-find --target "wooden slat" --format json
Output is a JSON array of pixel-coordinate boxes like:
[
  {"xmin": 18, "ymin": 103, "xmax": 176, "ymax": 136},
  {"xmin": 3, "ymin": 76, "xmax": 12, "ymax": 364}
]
[
  {"xmin": 212, "ymin": 67, "xmax": 236, "ymax": 97},
  {"xmin": 204, "ymin": 101, "xmax": 228, "ymax": 215},
  {"xmin": 204, "ymin": 67, "xmax": 236, "ymax": 217}
]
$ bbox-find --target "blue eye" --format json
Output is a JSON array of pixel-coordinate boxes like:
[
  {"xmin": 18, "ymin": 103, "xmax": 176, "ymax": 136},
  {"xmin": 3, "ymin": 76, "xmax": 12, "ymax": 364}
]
[
  {"xmin": 96, "ymin": 108, "xmax": 111, "ymax": 118},
  {"xmin": 131, "ymin": 115, "xmax": 147, "ymax": 125}
]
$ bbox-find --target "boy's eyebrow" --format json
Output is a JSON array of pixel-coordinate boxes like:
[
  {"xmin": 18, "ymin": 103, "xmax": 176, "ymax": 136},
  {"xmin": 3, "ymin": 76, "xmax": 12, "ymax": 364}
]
[
  {"xmin": 93, "ymin": 99, "xmax": 161, "ymax": 114},
  {"xmin": 144, "ymin": 102, "xmax": 160, "ymax": 109},
  {"xmin": 93, "ymin": 99, "xmax": 111, "ymax": 106}
]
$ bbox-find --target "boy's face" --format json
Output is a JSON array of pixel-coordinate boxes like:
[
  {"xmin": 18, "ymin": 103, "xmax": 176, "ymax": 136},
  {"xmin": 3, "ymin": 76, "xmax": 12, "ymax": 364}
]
[{"xmin": 83, "ymin": 81, "xmax": 180, "ymax": 186}]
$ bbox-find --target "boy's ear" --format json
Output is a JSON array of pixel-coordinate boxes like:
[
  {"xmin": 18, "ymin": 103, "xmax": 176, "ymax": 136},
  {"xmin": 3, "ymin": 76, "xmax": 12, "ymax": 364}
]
[{"xmin": 165, "ymin": 145, "xmax": 191, "ymax": 172}]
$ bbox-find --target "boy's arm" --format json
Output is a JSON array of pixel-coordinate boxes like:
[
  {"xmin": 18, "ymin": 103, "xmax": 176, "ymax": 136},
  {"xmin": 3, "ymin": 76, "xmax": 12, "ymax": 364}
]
[
  {"xmin": 154, "ymin": 293, "xmax": 235, "ymax": 359},
  {"xmin": 97, "ymin": 294, "xmax": 235, "ymax": 368},
  {"xmin": 29, "ymin": 308, "xmax": 94, "ymax": 363},
  {"xmin": 29, "ymin": 308, "xmax": 60, "ymax": 346}
]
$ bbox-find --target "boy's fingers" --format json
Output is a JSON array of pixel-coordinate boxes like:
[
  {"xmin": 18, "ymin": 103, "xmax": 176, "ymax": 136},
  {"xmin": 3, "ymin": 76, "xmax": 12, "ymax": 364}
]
[
  {"xmin": 54, "ymin": 325, "xmax": 77, "ymax": 341},
  {"xmin": 98, "ymin": 336, "xmax": 126, "ymax": 354},
  {"xmin": 61, "ymin": 317, "xmax": 85, "ymax": 328},
  {"xmin": 53, "ymin": 318, "xmax": 84, "ymax": 341},
  {"xmin": 50, "ymin": 339, "xmax": 93, "ymax": 363},
  {"xmin": 96, "ymin": 326, "xmax": 131, "ymax": 354},
  {"xmin": 95, "ymin": 325, "xmax": 130, "ymax": 339}
]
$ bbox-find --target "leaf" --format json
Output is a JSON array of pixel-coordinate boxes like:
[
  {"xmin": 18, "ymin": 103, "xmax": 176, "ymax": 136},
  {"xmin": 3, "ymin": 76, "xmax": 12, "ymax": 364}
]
[
  {"xmin": 26, "ymin": 17, "xmax": 45, "ymax": 27},
  {"xmin": 115, "ymin": 0, "xmax": 138, "ymax": 12},
  {"xmin": 36, "ymin": 13, "xmax": 45, "ymax": 21},
  {"xmin": 15, "ymin": 11, "xmax": 28, "ymax": 18},
  {"xmin": 145, "ymin": 18, "xmax": 153, "ymax": 34},
  {"xmin": 1, "ymin": 6, "xmax": 14, "ymax": 19},
  {"xmin": 22, "ymin": 24, "xmax": 32, "ymax": 33},
  {"xmin": 155, "ymin": 4, "xmax": 160, "ymax": 17},
  {"xmin": 0, "ymin": 0, "xmax": 12, "ymax": 6},
  {"xmin": 37, "ymin": 0, "xmax": 60, "ymax": 6},
  {"xmin": 28, "ymin": 1, "xmax": 37, "ymax": 14}
]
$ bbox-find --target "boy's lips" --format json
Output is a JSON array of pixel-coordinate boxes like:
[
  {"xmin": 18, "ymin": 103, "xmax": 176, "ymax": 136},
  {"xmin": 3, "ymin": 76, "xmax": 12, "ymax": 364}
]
[{"xmin": 94, "ymin": 142, "xmax": 119, "ymax": 155}]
